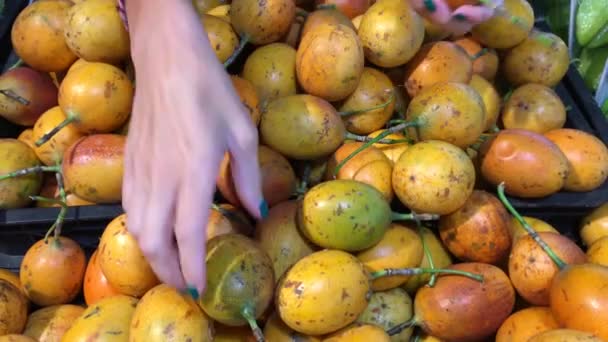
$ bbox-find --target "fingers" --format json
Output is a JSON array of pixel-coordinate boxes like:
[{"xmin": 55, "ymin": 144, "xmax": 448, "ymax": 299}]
[
  {"xmin": 452, "ymin": 4, "xmax": 496, "ymax": 24},
  {"xmin": 174, "ymin": 148, "xmax": 224, "ymax": 296},
  {"xmin": 409, "ymin": 0, "xmax": 452, "ymax": 24},
  {"xmin": 226, "ymin": 109, "xmax": 265, "ymax": 221}
]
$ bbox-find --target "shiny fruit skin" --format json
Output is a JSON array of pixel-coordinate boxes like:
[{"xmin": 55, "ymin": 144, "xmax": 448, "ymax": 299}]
[
  {"xmin": 33, "ymin": 106, "xmax": 85, "ymax": 166},
  {"xmin": 97, "ymin": 214, "xmax": 160, "ymax": 298},
  {"xmin": 83, "ymin": 250, "xmax": 123, "ymax": 306},
  {"xmin": 23, "ymin": 304, "xmax": 85, "ymax": 342},
  {"xmin": 580, "ymin": 203, "xmax": 608, "ymax": 247},
  {"xmin": 549, "ymin": 263, "xmax": 608, "ymax": 340},
  {"xmin": 495, "ymin": 306, "xmax": 560, "ymax": 342},
  {"xmin": 0, "ymin": 280, "xmax": 28, "ymax": 336},
  {"xmin": 276, "ymin": 249, "xmax": 371, "ymax": 336},
  {"xmin": 0, "ymin": 139, "xmax": 43, "ymax": 209},
  {"xmin": 19, "ymin": 237, "xmax": 86, "ymax": 307},
  {"xmin": 509, "ymin": 232, "xmax": 587, "ymax": 306}
]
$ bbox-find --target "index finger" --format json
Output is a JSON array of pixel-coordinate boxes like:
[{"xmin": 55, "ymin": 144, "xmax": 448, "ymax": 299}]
[{"xmin": 409, "ymin": 0, "xmax": 452, "ymax": 24}]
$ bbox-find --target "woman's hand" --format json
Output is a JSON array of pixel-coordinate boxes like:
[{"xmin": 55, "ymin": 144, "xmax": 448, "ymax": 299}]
[
  {"xmin": 122, "ymin": 0, "xmax": 264, "ymax": 297},
  {"xmin": 410, "ymin": 0, "xmax": 503, "ymax": 37}
]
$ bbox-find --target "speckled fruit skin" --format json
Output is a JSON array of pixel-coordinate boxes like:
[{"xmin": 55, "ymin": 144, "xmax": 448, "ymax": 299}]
[
  {"xmin": 276, "ymin": 249, "xmax": 371, "ymax": 336},
  {"xmin": 0, "ymin": 139, "xmax": 43, "ymax": 209},
  {"xmin": 297, "ymin": 179, "xmax": 393, "ymax": 252}
]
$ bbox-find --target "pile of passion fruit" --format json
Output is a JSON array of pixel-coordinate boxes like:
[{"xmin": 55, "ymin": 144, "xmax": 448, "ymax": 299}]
[{"xmin": 1, "ymin": 0, "xmax": 608, "ymax": 341}]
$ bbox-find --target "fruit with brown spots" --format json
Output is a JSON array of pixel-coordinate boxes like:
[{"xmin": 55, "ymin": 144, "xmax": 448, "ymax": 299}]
[
  {"xmin": 263, "ymin": 312, "xmax": 321, "ymax": 341},
  {"xmin": 502, "ymin": 30, "xmax": 570, "ymax": 87},
  {"xmin": 528, "ymin": 329, "xmax": 605, "ymax": 342},
  {"xmin": 242, "ymin": 43, "xmax": 298, "ymax": 103},
  {"xmin": 323, "ymin": 323, "xmax": 392, "ymax": 341},
  {"xmin": 495, "ymin": 306, "xmax": 560, "ymax": 342},
  {"xmin": 501, "ymin": 83, "xmax": 566, "ymax": 134},
  {"xmin": 0, "ymin": 269, "xmax": 26, "ymax": 299},
  {"xmin": 509, "ymin": 216, "xmax": 559, "ymax": 245},
  {"xmin": 0, "ymin": 139, "xmax": 43, "ymax": 209},
  {"xmin": 544, "ymin": 128, "xmax": 608, "ymax": 192},
  {"xmin": 61, "ymin": 295, "xmax": 139, "ymax": 342},
  {"xmin": 409, "ymin": 263, "xmax": 515, "ymax": 341},
  {"xmin": 367, "ymin": 129, "xmax": 411, "ymax": 165},
  {"xmin": 471, "ymin": 0, "xmax": 534, "ymax": 49},
  {"xmin": 276, "ymin": 249, "xmax": 371, "ymax": 336},
  {"xmin": 339, "ymin": 67, "xmax": 396, "ymax": 135},
  {"xmin": 478, "ymin": 129, "xmax": 570, "ymax": 198},
  {"xmin": 259, "ymin": 94, "xmax": 346, "ymax": 160},
  {"xmin": 356, "ymin": 288, "xmax": 415, "ymax": 341},
  {"xmin": 508, "ymin": 232, "xmax": 587, "ymax": 306},
  {"xmin": 326, "ymin": 142, "xmax": 394, "ymax": 201},
  {"xmin": 0, "ymin": 280, "xmax": 28, "ymax": 336},
  {"xmin": 549, "ymin": 263, "xmax": 608, "ymax": 340},
  {"xmin": 206, "ymin": 203, "xmax": 254, "ymax": 240},
  {"xmin": 230, "ymin": 0, "xmax": 296, "ymax": 45},
  {"xmin": 300, "ymin": 7, "xmax": 356, "ymax": 39},
  {"xmin": 392, "ymin": 140, "xmax": 476, "ymax": 215},
  {"xmin": 580, "ymin": 203, "xmax": 608, "ymax": 247},
  {"xmin": 200, "ymin": 234, "xmax": 275, "ymax": 331},
  {"xmin": 32, "ymin": 106, "xmax": 85, "ymax": 166},
  {"xmin": 402, "ymin": 227, "xmax": 453, "ymax": 294},
  {"xmin": 439, "ymin": 190, "xmax": 512, "ymax": 264},
  {"xmin": 453, "ymin": 36, "xmax": 499, "ymax": 81},
  {"xmin": 357, "ymin": 223, "xmax": 423, "ymax": 291},
  {"xmin": 403, "ymin": 41, "xmax": 473, "ymax": 98},
  {"xmin": 405, "ymin": 82, "xmax": 486, "ymax": 148},
  {"xmin": 296, "ymin": 23, "xmax": 364, "ymax": 102},
  {"xmin": 129, "ymin": 284, "xmax": 214, "ymax": 342},
  {"xmin": 83, "ymin": 250, "xmax": 123, "ymax": 306},
  {"xmin": 254, "ymin": 200, "xmax": 317, "ymax": 283},
  {"xmin": 587, "ymin": 236, "xmax": 608, "ymax": 266},
  {"xmin": 0, "ymin": 67, "xmax": 58, "ymax": 126},
  {"xmin": 64, "ymin": 0, "xmax": 131, "ymax": 64},
  {"xmin": 469, "ymin": 74, "xmax": 501, "ymax": 132},
  {"xmin": 20, "ymin": 237, "xmax": 86, "ymax": 307},
  {"xmin": 230, "ymin": 75, "xmax": 261, "ymax": 126},
  {"xmin": 97, "ymin": 214, "xmax": 160, "ymax": 298},
  {"xmin": 315, "ymin": 0, "xmax": 370, "ymax": 19},
  {"xmin": 297, "ymin": 179, "xmax": 392, "ymax": 251},
  {"xmin": 201, "ymin": 14, "xmax": 239, "ymax": 64},
  {"xmin": 23, "ymin": 304, "xmax": 85, "ymax": 342},
  {"xmin": 217, "ymin": 145, "xmax": 296, "ymax": 208},
  {"xmin": 62, "ymin": 134, "xmax": 125, "ymax": 204},
  {"xmin": 17, "ymin": 129, "xmax": 36, "ymax": 151},
  {"xmin": 11, "ymin": 0, "xmax": 79, "ymax": 72},
  {"xmin": 207, "ymin": 4, "xmax": 231, "ymax": 22}
]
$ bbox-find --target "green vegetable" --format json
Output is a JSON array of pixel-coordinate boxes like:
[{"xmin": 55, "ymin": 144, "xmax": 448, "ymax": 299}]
[
  {"xmin": 589, "ymin": 23, "xmax": 608, "ymax": 48},
  {"xmin": 578, "ymin": 45, "xmax": 608, "ymax": 91},
  {"xmin": 576, "ymin": 0, "xmax": 608, "ymax": 46}
]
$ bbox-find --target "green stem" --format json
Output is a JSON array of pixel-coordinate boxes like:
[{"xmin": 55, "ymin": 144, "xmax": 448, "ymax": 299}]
[
  {"xmin": 344, "ymin": 132, "xmax": 410, "ymax": 145},
  {"xmin": 316, "ymin": 3, "xmax": 337, "ymax": 10},
  {"xmin": 391, "ymin": 212, "xmax": 439, "ymax": 222},
  {"xmin": 334, "ymin": 119, "xmax": 424, "ymax": 176},
  {"xmin": 224, "ymin": 34, "xmax": 249, "ymax": 69},
  {"xmin": 7, "ymin": 58, "xmax": 23, "ymax": 70},
  {"xmin": 0, "ymin": 165, "xmax": 60, "ymax": 181},
  {"xmin": 370, "ymin": 267, "xmax": 484, "ymax": 282},
  {"xmin": 496, "ymin": 182, "xmax": 566, "ymax": 269},
  {"xmin": 30, "ymin": 196, "xmax": 64, "ymax": 206},
  {"xmin": 338, "ymin": 92, "xmax": 394, "ymax": 117},
  {"xmin": 490, "ymin": 124, "xmax": 500, "ymax": 133},
  {"xmin": 295, "ymin": 8, "xmax": 308, "ymax": 17},
  {"xmin": 470, "ymin": 48, "xmax": 488, "ymax": 61},
  {"xmin": 242, "ymin": 305, "xmax": 265, "ymax": 342},
  {"xmin": 294, "ymin": 163, "xmax": 311, "ymax": 199},
  {"xmin": 386, "ymin": 318, "xmax": 417, "ymax": 337},
  {"xmin": 0, "ymin": 89, "xmax": 30, "ymax": 105},
  {"xmin": 53, "ymin": 171, "xmax": 68, "ymax": 239},
  {"xmin": 416, "ymin": 221, "xmax": 437, "ymax": 287},
  {"xmin": 35, "ymin": 115, "xmax": 77, "ymax": 147}
]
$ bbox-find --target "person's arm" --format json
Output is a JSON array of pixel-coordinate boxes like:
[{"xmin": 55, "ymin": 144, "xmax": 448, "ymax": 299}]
[{"xmin": 120, "ymin": 0, "xmax": 265, "ymax": 297}]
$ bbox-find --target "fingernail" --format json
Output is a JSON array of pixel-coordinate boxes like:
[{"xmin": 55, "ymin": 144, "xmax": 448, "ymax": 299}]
[
  {"xmin": 423, "ymin": 0, "xmax": 436, "ymax": 12},
  {"xmin": 453, "ymin": 13, "xmax": 467, "ymax": 21},
  {"xmin": 259, "ymin": 200, "xmax": 269, "ymax": 219},
  {"xmin": 182, "ymin": 286, "xmax": 200, "ymax": 300}
]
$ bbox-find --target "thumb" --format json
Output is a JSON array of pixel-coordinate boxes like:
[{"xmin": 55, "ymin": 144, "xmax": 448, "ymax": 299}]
[{"xmin": 225, "ymin": 113, "xmax": 267, "ymax": 220}]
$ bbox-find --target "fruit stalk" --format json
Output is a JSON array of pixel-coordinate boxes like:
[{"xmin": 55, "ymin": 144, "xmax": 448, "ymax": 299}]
[
  {"xmin": 416, "ymin": 220, "xmax": 438, "ymax": 287},
  {"xmin": 338, "ymin": 91, "xmax": 395, "ymax": 116},
  {"xmin": 0, "ymin": 88, "xmax": 30, "ymax": 105},
  {"xmin": 35, "ymin": 113, "xmax": 77, "ymax": 147},
  {"xmin": 496, "ymin": 182, "xmax": 567, "ymax": 269},
  {"xmin": 241, "ymin": 305, "xmax": 265, "ymax": 342},
  {"xmin": 0, "ymin": 165, "xmax": 61, "ymax": 181},
  {"xmin": 386, "ymin": 318, "xmax": 416, "ymax": 336},
  {"xmin": 370, "ymin": 267, "xmax": 484, "ymax": 282},
  {"xmin": 42, "ymin": 171, "xmax": 68, "ymax": 242},
  {"xmin": 391, "ymin": 212, "xmax": 440, "ymax": 221},
  {"xmin": 224, "ymin": 34, "xmax": 250, "ymax": 69},
  {"xmin": 344, "ymin": 133, "xmax": 410, "ymax": 144},
  {"xmin": 294, "ymin": 162, "xmax": 311, "ymax": 198},
  {"xmin": 470, "ymin": 48, "xmax": 488, "ymax": 61}
]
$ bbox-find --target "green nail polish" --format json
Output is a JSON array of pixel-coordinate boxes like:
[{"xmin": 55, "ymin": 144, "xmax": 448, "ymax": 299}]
[
  {"xmin": 453, "ymin": 13, "xmax": 467, "ymax": 21},
  {"xmin": 183, "ymin": 286, "xmax": 199, "ymax": 300},
  {"xmin": 259, "ymin": 200, "xmax": 269, "ymax": 219},
  {"xmin": 423, "ymin": 0, "xmax": 436, "ymax": 12}
]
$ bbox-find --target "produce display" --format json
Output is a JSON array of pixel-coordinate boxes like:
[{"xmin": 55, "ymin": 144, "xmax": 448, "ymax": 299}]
[{"xmin": 1, "ymin": 0, "xmax": 608, "ymax": 341}]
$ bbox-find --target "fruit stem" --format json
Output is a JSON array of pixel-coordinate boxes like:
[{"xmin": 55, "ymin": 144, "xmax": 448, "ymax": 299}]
[
  {"xmin": 416, "ymin": 220, "xmax": 438, "ymax": 287},
  {"xmin": 370, "ymin": 267, "xmax": 484, "ymax": 282},
  {"xmin": 470, "ymin": 48, "xmax": 488, "ymax": 61},
  {"xmin": 490, "ymin": 124, "xmax": 500, "ymax": 133},
  {"xmin": 0, "ymin": 89, "xmax": 30, "ymax": 105},
  {"xmin": 294, "ymin": 163, "xmax": 311, "ymax": 199},
  {"xmin": 7, "ymin": 58, "xmax": 24, "ymax": 70},
  {"xmin": 344, "ymin": 133, "xmax": 410, "ymax": 145},
  {"xmin": 0, "ymin": 165, "xmax": 60, "ymax": 181},
  {"xmin": 42, "ymin": 170, "xmax": 68, "ymax": 242},
  {"xmin": 386, "ymin": 318, "xmax": 417, "ymax": 336},
  {"xmin": 391, "ymin": 212, "xmax": 439, "ymax": 221},
  {"xmin": 316, "ymin": 3, "xmax": 337, "ymax": 10},
  {"xmin": 242, "ymin": 305, "xmax": 265, "ymax": 342},
  {"xmin": 496, "ymin": 182, "xmax": 567, "ymax": 269},
  {"xmin": 296, "ymin": 8, "xmax": 309, "ymax": 17},
  {"xmin": 338, "ymin": 91, "xmax": 394, "ymax": 117},
  {"xmin": 334, "ymin": 118, "xmax": 424, "ymax": 176},
  {"xmin": 224, "ymin": 34, "xmax": 249, "ymax": 69},
  {"xmin": 35, "ymin": 113, "xmax": 77, "ymax": 147}
]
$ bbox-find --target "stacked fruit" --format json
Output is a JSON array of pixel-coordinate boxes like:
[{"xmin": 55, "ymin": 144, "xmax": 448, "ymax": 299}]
[{"xmin": 1, "ymin": 0, "xmax": 608, "ymax": 341}]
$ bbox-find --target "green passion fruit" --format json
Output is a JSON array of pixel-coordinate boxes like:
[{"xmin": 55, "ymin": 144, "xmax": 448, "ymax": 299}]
[{"xmin": 200, "ymin": 234, "xmax": 275, "ymax": 338}]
